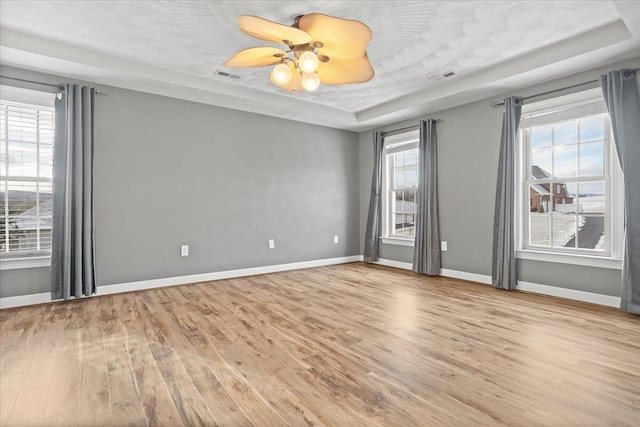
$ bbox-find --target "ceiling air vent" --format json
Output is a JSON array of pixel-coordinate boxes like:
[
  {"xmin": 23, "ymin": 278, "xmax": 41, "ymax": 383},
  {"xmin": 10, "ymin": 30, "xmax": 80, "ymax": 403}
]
[
  {"xmin": 428, "ymin": 70, "xmax": 456, "ymax": 81},
  {"xmin": 214, "ymin": 69, "xmax": 240, "ymax": 79}
]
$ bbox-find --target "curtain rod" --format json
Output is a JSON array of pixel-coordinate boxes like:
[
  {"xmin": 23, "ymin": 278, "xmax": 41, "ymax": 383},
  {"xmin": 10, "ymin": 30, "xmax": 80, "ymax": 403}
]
[
  {"xmin": 489, "ymin": 68, "xmax": 638, "ymax": 108},
  {"xmin": 0, "ymin": 75, "xmax": 107, "ymax": 95},
  {"xmin": 381, "ymin": 119, "xmax": 441, "ymax": 137}
]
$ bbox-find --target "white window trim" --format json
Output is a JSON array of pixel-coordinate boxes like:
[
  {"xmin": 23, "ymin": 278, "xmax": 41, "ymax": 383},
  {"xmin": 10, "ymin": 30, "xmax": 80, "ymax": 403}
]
[
  {"xmin": 516, "ymin": 249, "xmax": 621, "ymax": 270},
  {"xmin": 0, "ymin": 255, "xmax": 50, "ymax": 270},
  {"xmin": 516, "ymin": 89, "xmax": 624, "ymax": 265},
  {"xmin": 381, "ymin": 130, "xmax": 419, "ymax": 246},
  {"xmin": 381, "ymin": 237, "xmax": 415, "ymax": 247}
]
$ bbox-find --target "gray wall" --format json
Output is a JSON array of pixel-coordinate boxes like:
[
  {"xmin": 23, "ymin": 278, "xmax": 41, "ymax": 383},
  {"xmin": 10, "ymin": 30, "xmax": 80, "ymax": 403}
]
[
  {"xmin": 3, "ymin": 58, "xmax": 638, "ymax": 300},
  {"xmin": 359, "ymin": 58, "xmax": 640, "ymax": 298},
  {"xmin": 1, "ymin": 67, "xmax": 360, "ymax": 298}
]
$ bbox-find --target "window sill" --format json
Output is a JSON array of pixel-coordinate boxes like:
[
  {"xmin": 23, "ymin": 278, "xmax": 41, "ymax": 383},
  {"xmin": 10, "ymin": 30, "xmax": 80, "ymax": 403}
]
[
  {"xmin": 0, "ymin": 256, "xmax": 51, "ymax": 271},
  {"xmin": 516, "ymin": 250, "xmax": 622, "ymax": 270},
  {"xmin": 381, "ymin": 237, "xmax": 414, "ymax": 247}
]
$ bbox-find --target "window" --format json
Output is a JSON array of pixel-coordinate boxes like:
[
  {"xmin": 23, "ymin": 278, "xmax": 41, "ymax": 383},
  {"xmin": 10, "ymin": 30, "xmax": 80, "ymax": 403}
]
[
  {"xmin": 1, "ymin": 87, "xmax": 55, "ymax": 259},
  {"xmin": 382, "ymin": 130, "xmax": 419, "ymax": 244},
  {"xmin": 517, "ymin": 89, "xmax": 623, "ymax": 263}
]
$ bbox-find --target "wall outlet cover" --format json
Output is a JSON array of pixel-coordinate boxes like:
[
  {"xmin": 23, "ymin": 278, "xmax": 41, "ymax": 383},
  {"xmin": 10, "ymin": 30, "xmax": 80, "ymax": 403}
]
[
  {"xmin": 334, "ymin": 235, "xmax": 339, "ymax": 244},
  {"xmin": 441, "ymin": 241, "xmax": 448, "ymax": 251},
  {"xmin": 268, "ymin": 239, "xmax": 275, "ymax": 249},
  {"xmin": 181, "ymin": 245, "xmax": 189, "ymax": 256}
]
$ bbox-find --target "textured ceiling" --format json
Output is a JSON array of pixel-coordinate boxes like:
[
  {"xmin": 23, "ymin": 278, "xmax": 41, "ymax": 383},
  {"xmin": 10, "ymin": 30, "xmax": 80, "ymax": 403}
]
[{"xmin": 0, "ymin": 0, "xmax": 622, "ymax": 113}]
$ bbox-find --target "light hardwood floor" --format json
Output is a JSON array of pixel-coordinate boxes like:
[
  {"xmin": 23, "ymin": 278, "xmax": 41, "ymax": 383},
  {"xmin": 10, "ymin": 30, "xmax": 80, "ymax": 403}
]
[{"xmin": 1, "ymin": 262, "xmax": 639, "ymax": 426}]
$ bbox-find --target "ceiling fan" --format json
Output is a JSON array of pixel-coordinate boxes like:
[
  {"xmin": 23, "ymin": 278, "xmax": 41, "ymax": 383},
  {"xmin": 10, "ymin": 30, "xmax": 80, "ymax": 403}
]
[{"xmin": 223, "ymin": 13, "xmax": 374, "ymax": 92}]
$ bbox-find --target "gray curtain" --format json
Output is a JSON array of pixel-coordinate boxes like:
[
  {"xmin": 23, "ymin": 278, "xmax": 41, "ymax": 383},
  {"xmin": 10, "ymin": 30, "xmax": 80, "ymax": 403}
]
[
  {"xmin": 413, "ymin": 119, "xmax": 441, "ymax": 275},
  {"xmin": 492, "ymin": 97, "xmax": 523, "ymax": 290},
  {"xmin": 364, "ymin": 131, "xmax": 383, "ymax": 263},
  {"xmin": 51, "ymin": 84, "xmax": 96, "ymax": 300},
  {"xmin": 600, "ymin": 69, "xmax": 640, "ymax": 314}
]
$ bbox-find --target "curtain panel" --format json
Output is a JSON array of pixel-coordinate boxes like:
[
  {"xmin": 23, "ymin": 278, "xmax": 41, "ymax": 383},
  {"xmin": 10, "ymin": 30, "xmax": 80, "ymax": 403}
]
[
  {"xmin": 412, "ymin": 119, "xmax": 441, "ymax": 275},
  {"xmin": 364, "ymin": 132, "xmax": 384, "ymax": 263},
  {"xmin": 600, "ymin": 69, "xmax": 640, "ymax": 314},
  {"xmin": 492, "ymin": 97, "xmax": 523, "ymax": 290},
  {"xmin": 51, "ymin": 84, "xmax": 97, "ymax": 300}
]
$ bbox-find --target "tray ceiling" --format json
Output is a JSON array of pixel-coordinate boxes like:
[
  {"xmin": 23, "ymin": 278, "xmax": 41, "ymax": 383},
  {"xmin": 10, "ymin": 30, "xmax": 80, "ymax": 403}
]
[{"xmin": 1, "ymin": 1, "xmax": 639, "ymax": 131}]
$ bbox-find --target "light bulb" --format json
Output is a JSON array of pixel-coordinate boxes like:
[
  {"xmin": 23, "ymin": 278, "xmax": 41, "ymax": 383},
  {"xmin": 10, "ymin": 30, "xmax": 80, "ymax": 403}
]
[
  {"xmin": 298, "ymin": 51, "xmax": 319, "ymax": 73},
  {"xmin": 302, "ymin": 72, "xmax": 320, "ymax": 91},
  {"xmin": 272, "ymin": 63, "xmax": 292, "ymax": 84}
]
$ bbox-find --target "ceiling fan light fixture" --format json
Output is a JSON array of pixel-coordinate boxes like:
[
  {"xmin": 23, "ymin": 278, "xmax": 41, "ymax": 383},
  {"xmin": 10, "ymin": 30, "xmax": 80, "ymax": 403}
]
[
  {"xmin": 298, "ymin": 51, "xmax": 319, "ymax": 73},
  {"xmin": 272, "ymin": 63, "xmax": 292, "ymax": 84},
  {"xmin": 301, "ymin": 72, "xmax": 320, "ymax": 91},
  {"xmin": 225, "ymin": 14, "xmax": 374, "ymax": 93}
]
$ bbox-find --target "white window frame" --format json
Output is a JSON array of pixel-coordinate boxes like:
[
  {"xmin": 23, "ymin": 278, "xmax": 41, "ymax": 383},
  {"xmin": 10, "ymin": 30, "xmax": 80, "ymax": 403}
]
[
  {"xmin": 516, "ymin": 89, "xmax": 623, "ymax": 270},
  {"xmin": 0, "ymin": 85, "xmax": 56, "ymax": 270},
  {"xmin": 381, "ymin": 129, "xmax": 419, "ymax": 246}
]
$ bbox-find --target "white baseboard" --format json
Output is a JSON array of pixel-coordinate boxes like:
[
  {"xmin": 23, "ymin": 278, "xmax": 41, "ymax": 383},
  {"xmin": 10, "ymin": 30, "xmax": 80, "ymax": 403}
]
[
  {"xmin": 440, "ymin": 268, "xmax": 492, "ymax": 285},
  {"xmin": 1, "ymin": 255, "xmax": 621, "ymax": 310},
  {"xmin": 0, "ymin": 255, "xmax": 362, "ymax": 309},
  {"xmin": 371, "ymin": 257, "xmax": 412, "ymax": 270},
  {"xmin": 372, "ymin": 258, "xmax": 492, "ymax": 284},
  {"xmin": 371, "ymin": 257, "xmax": 620, "ymax": 308},
  {"xmin": 516, "ymin": 281, "xmax": 621, "ymax": 308},
  {"xmin": 99, "ymin": 255, "xmax": 362, "ymax": 295},
  {"xmin": 0, "ymin": 292, "xmax": 52, "ymax": 309}
]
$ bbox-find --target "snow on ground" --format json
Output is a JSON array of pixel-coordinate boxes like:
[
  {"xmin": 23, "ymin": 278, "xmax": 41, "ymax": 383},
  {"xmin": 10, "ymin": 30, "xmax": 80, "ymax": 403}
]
[
  {"xmin": 579, "ymin": 195, "xmax": 604, "ymax": 213},
  {"xmin": 555, "ymin": 215, "xmax": 582, "ymax": 247},
  {"xmin": 529, "ymin": 213, "xmax": 581, "ymax": 247}
]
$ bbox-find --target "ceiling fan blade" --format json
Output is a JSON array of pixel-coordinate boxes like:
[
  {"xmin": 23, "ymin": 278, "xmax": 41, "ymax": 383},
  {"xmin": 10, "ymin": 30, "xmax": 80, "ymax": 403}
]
[
  {"xmin": 270, "ymin": 61, "xmax": 304, "ymax": 92},
  {"xmin": 317, "ymin": 52, "xmax": 374, "ymax": 85},
  {"xmin": 223, "ymin": 47, "xmax": 287, "ymax": 67},
  {"xmin": 298, "ymin": 13, "xmax": 373, "ymax": 60},
  {"xmin": 239, "ymin": 15, "xmax": 312, "ymax": 46}
]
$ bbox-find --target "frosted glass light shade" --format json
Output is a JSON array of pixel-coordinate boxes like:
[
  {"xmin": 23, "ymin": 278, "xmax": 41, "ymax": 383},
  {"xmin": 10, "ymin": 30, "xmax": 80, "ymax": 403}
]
[
  {"xmin": 298, "ymin": 51, "xmax": 319, "ymax": 73},
  {"xmin": 302, "ymin": 72, "xmax": 320, "ymax": 91},
  {"xmin": 270, "ymin": 61, "xmax": 303, "ymax": 92},
  {"xmin": 272, "ymin": 63, "xmax": 292, "ymax": 84}
]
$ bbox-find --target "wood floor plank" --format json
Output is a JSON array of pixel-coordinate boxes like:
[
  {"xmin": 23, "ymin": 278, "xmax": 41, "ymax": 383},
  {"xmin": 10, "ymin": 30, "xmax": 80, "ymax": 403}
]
[
  {"xmin": 215, "ymin": 344, "xmax": 325, "ymax": 426},
  {"xmin": 0, "ymin": 385, "xmax": 20, "ymax": 427},
  {"xmin": 20, "ymin": 323, "xmax": 63, "ymax": 391},
  {"xmin": 115, "ymin": 296, "xmax": 183, "ymax": 427},
  {"xmin": 126, "ymin": 347, "xmax": 182, "ymax": 427},
  {"xmin": 5, "ymin": 385, "xmax": 49, "ymax": 427},
  {"xmin": 0, "ymin": 342, "xmax": 35, "ymax": 378},
  {"xmin": 198, "ymin": 348, "xmax": 290, "ymax": 426},
  {"xmin": 42, "ymin": 409, "xmax": 80, "ymax": 427},
  {"xmin": 78, "ymin": 317, "xmax": 113, "ymax": 427},
  {"xmin": 180, "ymin": 344, "xmax": 255, "ymax": 427},
  {"xmin": 131, "ymin": 298, "xmax": 218, "ymax": 427},
  {"xmin": 42, "ymin": 328, "xmax": 81, "ymax": 421},
  {"xmin": 101, "ymin": 300, "xmax": 147, "ymax": 427},
  {"xmin": 274, "ymin": 367, "xmax": 371, "ymax": 426},
  {"xmin": 1, "ymin": 262, "xmax": 639, "ymax": 426},
  {"xmin": 428, "ymin": 392, "xmax": 512, "ymax": 427}
]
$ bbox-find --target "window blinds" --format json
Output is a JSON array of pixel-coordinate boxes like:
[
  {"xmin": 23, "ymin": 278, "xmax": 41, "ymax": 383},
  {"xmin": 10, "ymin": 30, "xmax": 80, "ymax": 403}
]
[
  {"xmin": 0, "ymin": 100, "xmax": 55, "ymax": 255},
  {"xmin": 520, "ymin": 100, "xmax": 608, "ymax": 129}
]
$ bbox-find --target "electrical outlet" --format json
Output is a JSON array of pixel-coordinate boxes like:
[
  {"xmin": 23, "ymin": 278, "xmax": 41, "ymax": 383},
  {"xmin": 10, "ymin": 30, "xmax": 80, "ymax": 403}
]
[
  {"xmin": 268, "ymin": 239, "xmax": 275, "ymax": 249},
  {"xmin": 441, "ymin": 241, "xmax": 447, "ymax": 251},
  {"xmin": 334, "ymin": 235, "xmax": 339, "ymax": 244},
  {"xmin": 181, "ymin": 245, "xmax": 189, "ymax": 256}
]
